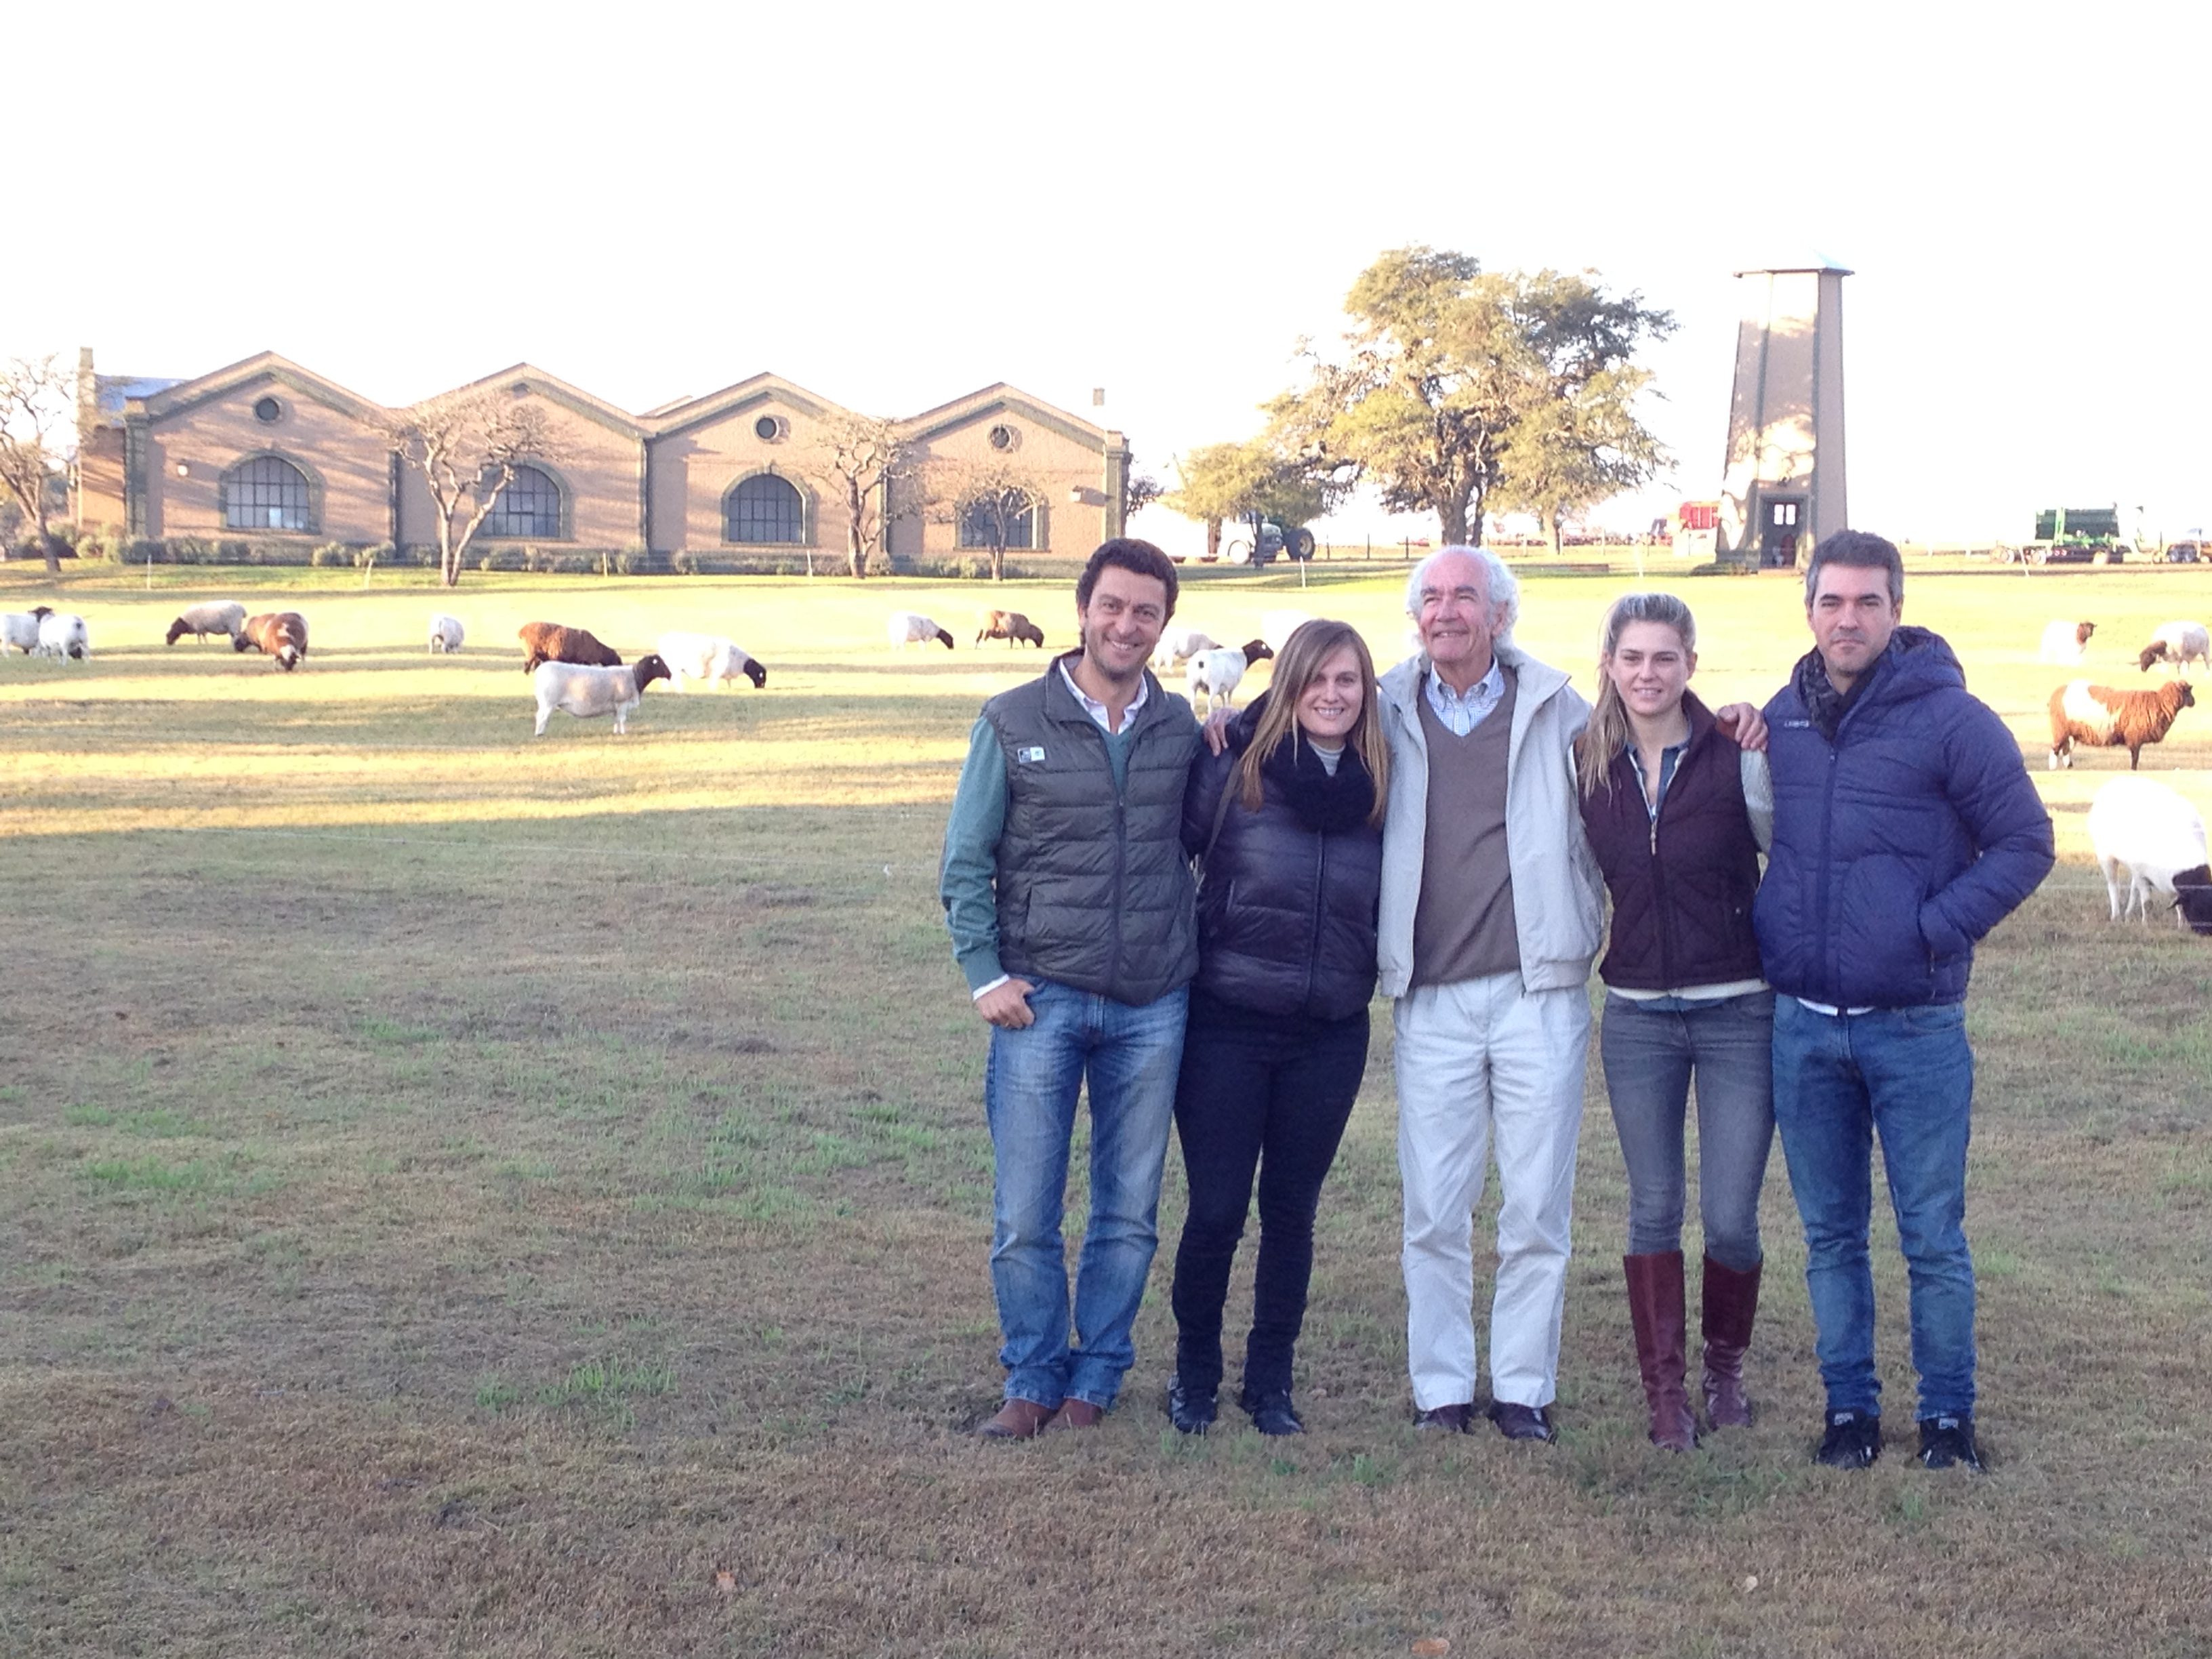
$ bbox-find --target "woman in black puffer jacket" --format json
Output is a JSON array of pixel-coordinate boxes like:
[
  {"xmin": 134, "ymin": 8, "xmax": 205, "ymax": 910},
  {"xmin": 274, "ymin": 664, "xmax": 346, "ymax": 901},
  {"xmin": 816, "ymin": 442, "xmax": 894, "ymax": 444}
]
[{"xmin": 1167, "ymin": 619, "xmax": 1387, "ymax": 1437}]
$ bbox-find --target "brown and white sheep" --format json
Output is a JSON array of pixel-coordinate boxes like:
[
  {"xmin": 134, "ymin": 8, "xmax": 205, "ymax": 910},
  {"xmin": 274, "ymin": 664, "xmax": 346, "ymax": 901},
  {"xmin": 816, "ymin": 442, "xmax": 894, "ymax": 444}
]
[
  {"xmin": 2136, "ymin": 620, "xmax": 2209, "ymax": 674},
  {"xmin": 1185, "ymin": 640, "xmax": 1276, "ymax": 714},
  {"xmin": 2047, "ymin": 678, "xmax": 2194, "ymax": 771},
  {"xmin": 975, "ymin": 609, "xmax": 1045, "ymax": 648},
  {"xmin": 234, "ymin": 611, "xmax": 308, "ymax": 670},
  {"xmin": 532, "ymin": 654, "xmax": 672, "ymax": 735},
  {"xmin": 2038, "ymin": 619, "xmax": 2094, "ymax": 664},
  {"xmin": 888, "ymin": 611, "xmax": 954, "ymax": 649},
  {"xmin": 167, "ymin": 600, "xmax": 247, "ymax": 644},
  {"xmin": 518, "ymin": 621, "xmax": 622, "ymax": 674}
]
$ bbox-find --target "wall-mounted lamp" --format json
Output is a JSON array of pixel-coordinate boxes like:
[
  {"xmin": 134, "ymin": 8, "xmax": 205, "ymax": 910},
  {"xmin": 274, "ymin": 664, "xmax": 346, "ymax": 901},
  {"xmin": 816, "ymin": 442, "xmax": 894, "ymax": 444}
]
[{"xmin": 175, "ymin": 463, "xmax": 190, "ymax": 478}]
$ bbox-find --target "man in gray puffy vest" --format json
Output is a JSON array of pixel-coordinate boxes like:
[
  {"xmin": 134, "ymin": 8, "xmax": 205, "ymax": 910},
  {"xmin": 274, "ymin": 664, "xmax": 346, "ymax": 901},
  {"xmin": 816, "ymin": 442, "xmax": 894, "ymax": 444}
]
[{"xmin": 941, "ymin": 538, "xmax": 1200, "ymax": 1437}]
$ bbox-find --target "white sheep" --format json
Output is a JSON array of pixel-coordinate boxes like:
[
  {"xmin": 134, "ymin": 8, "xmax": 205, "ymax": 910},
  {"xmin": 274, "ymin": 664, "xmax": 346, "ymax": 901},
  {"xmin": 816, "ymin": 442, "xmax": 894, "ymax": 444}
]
[
  {"xmin": 532, "ymin": 655, "xmax": 674, "ymax": 736},
  {"xmin": 1188, "ymin": 646, "xmax": 1267, "ymax": 714},
  {"xmin": 2087, "ymin": 775, "xmax": 2212, "ymax": 933},
  {"xmin": 2, "ymin": 606, "xmax": 53, "ymax": 655},
  {"xmin": 888, "ymin": 611, "xmax": 954, "ymax": 650},
  {"xmin": 35, "ymin": 612, "xmax": 89, "ymax": 661},
  {"xmin": 428, "ymin": 613, "xmax": 466, "ymax": 654},
  {"xmin": 167, "ymin": 601, "xmax": 247, "ymax": 645},
  {"xmin": 1151, "ymin": 626, "xmax": 1218, "ymax": 670},
  {"xmin": 657, "ymin": 630, "xmax": 767, "ymax": 691},
  {"xmin": 2137, "ymin": 621, "xmax": 2211, "ymax": 674},
  {"xmin": 2039, "ymin": 619, "xmax": 2094, "ymax": 664}
]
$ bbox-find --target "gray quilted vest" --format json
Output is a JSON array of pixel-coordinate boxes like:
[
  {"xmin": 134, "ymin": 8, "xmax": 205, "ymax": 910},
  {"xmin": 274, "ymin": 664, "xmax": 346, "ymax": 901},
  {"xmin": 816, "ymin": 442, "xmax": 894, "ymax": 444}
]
[{"xmin": 983, "ymin": 656, "xmax": 1200, "ymax": 1006}]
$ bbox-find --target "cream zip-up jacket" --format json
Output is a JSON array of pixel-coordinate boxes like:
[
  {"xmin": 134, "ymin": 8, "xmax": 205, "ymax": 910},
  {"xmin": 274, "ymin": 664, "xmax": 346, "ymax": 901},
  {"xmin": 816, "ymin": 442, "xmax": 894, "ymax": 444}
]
[{"xmin": 1376, "ymin": 644, "xmax": 1605, "ymax": 999}]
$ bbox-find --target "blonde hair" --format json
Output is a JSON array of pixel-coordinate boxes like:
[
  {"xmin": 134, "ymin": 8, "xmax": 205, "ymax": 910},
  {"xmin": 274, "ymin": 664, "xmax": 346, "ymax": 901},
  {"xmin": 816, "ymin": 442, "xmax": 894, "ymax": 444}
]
[
  {"xmin": 1575, "ymin": 592, "xmax": 1697, "ymax": 800},
  {"xmin": 1234, "ymin": 620, "xmax": 1390, "ymax": 828}
]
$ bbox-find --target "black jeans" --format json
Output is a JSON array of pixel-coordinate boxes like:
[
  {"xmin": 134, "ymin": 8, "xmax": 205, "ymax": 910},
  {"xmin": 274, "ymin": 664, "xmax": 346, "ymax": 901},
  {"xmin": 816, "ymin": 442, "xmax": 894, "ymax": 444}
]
[{"xmin": 1170, "ymin": 991, "xmax": 1369, "ymax": 1398}]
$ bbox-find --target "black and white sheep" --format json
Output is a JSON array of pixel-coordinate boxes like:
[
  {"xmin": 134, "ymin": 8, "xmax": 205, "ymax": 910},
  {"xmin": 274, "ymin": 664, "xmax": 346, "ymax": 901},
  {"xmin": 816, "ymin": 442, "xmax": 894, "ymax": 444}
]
[
  {"xmin": 888, "ymin": 611, "xmax": 954, "ymax": 649},
  {"xmin": 1151, "ymin": 626, "xmax": 1218, "ymax": 669},
  {"xmin": 2048, "ymin": 678, "xmax": 2194, "ymax": 771},
  {"xmin": 235, "ymin": 611, "xmax": 307, "ymax": 670},
  {"xmin": 1186, "ymin": 640, "xmax": 1275, "ymax": 714},
  {"xmin": 975, "ymin": 609, "xmax": 1045, "ymax": 648},
  {"xmin": 428, "ymin": 613, "xmax": 465, "ymax": 654},
  {"xmin": 35, "ymin": 611, "xmax": 90, "ymax": 661},
  {"xmin": 2086, "ymin": 775, "xmax": 2212, "ymax": 933},
  {"xmin": 518, "ymin": 621, "xmax": 621, "ymax": 673},
  {"xmin": 166, "ymin": 601, "xmax": 247, "ymax": 645},
  {"xmin": 2, "ymin": 605, "xmax": 53, "ymax": 655},
  {"xmin": 2038, "ymin": 619, "xmax": 2095, "ymax": 664},
  {"xmin": 657, "ymin": 630, "xmax": 767, "ymax": 690},
  {"xmin": 532, "ymin": 655, "xmax": 672, "ymax": 735},
  {"xmin": 2136, "ymin": 620, "xmax": 2209, "ymax": 674}
]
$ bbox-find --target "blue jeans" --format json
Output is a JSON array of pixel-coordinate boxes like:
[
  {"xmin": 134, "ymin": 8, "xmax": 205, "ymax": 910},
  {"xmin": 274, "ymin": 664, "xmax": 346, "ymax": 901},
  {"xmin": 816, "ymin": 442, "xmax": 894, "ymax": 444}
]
[
  {"xmin": 985, "ymin": 980, "xmax": 1188, "ymax": 1410},
  {"xmin": 1771, "ymin": 997, "xmax": 1977, "ymax": 1421}
]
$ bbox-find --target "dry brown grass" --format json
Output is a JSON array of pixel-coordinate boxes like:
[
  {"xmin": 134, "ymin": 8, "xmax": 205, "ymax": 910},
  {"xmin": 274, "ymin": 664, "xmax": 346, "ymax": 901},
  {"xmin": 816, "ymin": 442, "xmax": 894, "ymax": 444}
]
[{"xmin": 3, "ymin": 565, "xmax": 2209, "ymax": 1656}]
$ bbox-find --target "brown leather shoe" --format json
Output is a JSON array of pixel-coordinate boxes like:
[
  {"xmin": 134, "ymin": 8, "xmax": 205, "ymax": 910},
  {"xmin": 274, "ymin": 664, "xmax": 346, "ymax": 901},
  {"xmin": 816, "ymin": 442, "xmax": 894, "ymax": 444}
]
[
  {"xmin": 977, "ymin": 1398, "xmax": 1055, "ymax": 1439},
  {"xmin": 1042, "ymin": 1399, "xmax": 1105, "ymax": 1432},
  {"xmin": 1414, "ymin": 1402, "xmax": 1473, "ymax": 1432}
]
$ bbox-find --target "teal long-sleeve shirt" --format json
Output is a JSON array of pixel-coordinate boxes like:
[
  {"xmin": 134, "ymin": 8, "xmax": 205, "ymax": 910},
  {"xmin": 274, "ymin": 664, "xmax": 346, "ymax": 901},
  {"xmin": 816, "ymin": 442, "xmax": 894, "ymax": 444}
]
[{"xmin": 939, "ymin": 710, "xmax": 1142, "ymax": 994}]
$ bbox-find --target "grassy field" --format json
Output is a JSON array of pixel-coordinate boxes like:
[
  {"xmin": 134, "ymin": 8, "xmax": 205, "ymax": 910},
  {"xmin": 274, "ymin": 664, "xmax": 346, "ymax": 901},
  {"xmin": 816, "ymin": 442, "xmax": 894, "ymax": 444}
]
[{"xmin": 3, "ymin": 558, "xmax": 2210, "ymax": 1657}]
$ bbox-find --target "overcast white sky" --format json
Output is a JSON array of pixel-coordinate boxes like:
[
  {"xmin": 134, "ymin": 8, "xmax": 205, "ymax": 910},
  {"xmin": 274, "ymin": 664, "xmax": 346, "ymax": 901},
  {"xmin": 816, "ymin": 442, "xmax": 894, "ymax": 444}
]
[{"xmin": 13, "ymin": 1, "xmax": 2206, "ymax": 544}]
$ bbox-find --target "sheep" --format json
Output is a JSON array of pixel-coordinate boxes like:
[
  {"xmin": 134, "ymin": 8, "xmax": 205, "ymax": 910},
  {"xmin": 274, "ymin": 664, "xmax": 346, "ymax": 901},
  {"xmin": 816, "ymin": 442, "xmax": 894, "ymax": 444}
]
[
  {"xmin": 2047, "ymin": 678, "xmax": 2194, "ymax": 771},
  {"xmin": 975, "ymin": 609, "xmax": 1045, "ymax": 649},
  {"xmin": 234, "ymin": 611, "xmax": 308, "ymax": 670},
  {"xmin": 1151, "ymin": 626, "xmax": 1218, "ymax": 669},
  {"xmin": 518, "ymin": 621, "xmax": 621, "ymax": 674},
  {"xmin": 428, "ymin": 613, "xmax": 465, "ymax": 654},
  {"xmin": 1260, "ymin": 609, "xmax": 1317, "ymax": 653},
  {"xmin": 889, "ymin": 611, "xmax": 954, "ymax": 650},
  {"xmin": 1, "ymin": 605, "xmax": 53, "ymax": 655},
  {"xmin": 166, "ymin": 600, "xmax": 247, "ymax": 645},
  {"xmin": 533, "ymin": 655, "xmax": 672, "ymax": 735},
  {"xmin": 2038, "ymin": 619, "xmax": 2095, "ymax": 664},
  {"xmin": 2136, "ymin": 621, "xmax": 2210, "ymax": 674},
  {"xmin": 657, "ymin": 630, "xmax": 767, "ymax": 690},
  {"xmin": 1186, "ymin": 640, "xmax": 1275, "ymax": 714},
  {"xmin": 35, "ymin": 612, "xmax": 90, "ymax": 662},
  {"xmin": 2086, "ymin": 777, "xmax": 2212, "ymax": 933}
]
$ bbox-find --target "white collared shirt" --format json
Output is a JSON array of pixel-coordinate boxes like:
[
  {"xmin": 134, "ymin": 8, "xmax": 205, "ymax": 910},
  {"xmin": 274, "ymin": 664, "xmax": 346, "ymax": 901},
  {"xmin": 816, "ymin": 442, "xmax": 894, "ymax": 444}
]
[
  {"xmin": 1059, "ymin": 658, "xmax": 1148, "ymax": 735},
  {"xmin": 1423, "ymin": 657, "xmax": 1507, "ymax": 736}
]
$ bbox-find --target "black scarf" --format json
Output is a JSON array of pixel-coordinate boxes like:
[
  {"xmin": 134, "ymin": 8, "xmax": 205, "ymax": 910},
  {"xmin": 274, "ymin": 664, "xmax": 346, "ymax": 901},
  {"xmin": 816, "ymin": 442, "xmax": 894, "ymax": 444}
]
[
  {"xmin": 1793, "ymin": 642, "xmax": 1881, "ymax": 742},
  {"xmin": 1258, "ymin": 726, "xmax": 1376, "ymax": 834}
]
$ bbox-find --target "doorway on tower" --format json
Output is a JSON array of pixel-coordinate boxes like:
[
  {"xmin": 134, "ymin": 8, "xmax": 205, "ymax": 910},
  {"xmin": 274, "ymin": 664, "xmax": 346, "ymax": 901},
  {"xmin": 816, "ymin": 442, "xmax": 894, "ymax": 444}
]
[{"xmin": 1759, "ymin": 496, "xmax": 1805, "ymax": 568}]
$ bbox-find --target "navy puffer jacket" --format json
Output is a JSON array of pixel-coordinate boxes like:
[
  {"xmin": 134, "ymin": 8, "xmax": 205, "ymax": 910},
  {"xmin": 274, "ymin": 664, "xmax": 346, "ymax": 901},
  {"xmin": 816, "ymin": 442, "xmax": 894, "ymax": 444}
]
[
  {"xmin": 1755, "ymin": 628, "xmax": 2053, "ymax": 1008},
  {"xmin": 1182, "ymin": 699, "xmax": 1384, "ymax": 1021}
]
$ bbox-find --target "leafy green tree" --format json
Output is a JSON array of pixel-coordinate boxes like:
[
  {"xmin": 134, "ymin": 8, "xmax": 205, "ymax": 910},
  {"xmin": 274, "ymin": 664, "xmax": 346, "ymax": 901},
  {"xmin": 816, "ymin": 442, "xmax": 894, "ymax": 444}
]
[{"xmin": 1165, "ymin": 439, "xmax": 1330, "ymax": 559}]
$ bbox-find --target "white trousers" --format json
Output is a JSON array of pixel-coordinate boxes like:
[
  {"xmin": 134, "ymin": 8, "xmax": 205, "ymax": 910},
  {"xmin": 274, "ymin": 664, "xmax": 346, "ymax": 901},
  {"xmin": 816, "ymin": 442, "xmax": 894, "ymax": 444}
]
[{"xmin": 1394, "ymin": 973, "xmax": 1591, "ymax": 1411}]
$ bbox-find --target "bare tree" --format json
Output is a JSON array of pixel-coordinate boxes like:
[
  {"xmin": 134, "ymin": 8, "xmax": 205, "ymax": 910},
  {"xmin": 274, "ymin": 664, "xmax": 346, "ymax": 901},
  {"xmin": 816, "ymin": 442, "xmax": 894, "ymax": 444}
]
[
  {"xmin": 384, "ymin": 389, "xmax": 561, "ymax": 587},
  {"xmin": 0, "ymin": 354, "xmax": 73, "ymax": 572},
  {"xmin": 805, "ymin": 412, "xmax": 920, "ymax": 579},
  {"xmin": 930, "ymin": 453, "xmax": 1048, "ymax": 582}
]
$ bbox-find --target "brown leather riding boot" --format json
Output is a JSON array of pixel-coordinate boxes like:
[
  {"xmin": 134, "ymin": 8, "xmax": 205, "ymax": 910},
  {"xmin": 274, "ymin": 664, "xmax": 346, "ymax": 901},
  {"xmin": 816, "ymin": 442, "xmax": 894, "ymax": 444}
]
[
  {"xmin": 1701, "ymin": 1255, "xmax": 1761, "ymax": 1429},
  {"xmin": 1624, "ymin": 1252, "xmax": 1697, "ymax": 1452}
]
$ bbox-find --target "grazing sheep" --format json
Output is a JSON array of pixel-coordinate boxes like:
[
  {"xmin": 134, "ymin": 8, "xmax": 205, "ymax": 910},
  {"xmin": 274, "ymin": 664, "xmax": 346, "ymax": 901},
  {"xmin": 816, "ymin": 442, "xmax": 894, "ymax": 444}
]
[
  {"xmin": 234, "ymin": 611, "xmax": 308, "ymax": 670},
  {"xmin": 2047, "ymin": 678, "xmax": 2194, "ymax": 771},
  {"xmin": 2, "ymin": 605, "xmax": 53, "ymax": 655},
  {"xmin": 2137, "ymin": 620, "xmax": 2210, "ymax": 674},
  {"xmin": 166, "ymin": 600, "xmax": 247, "ymax": 645},
  {"xmin": 533, "ymin": 655, "xmax": 672, "ymax": 735},
  {"xmin": 2039, "ymin": 619, "xmax": 2095, "ymax": 664},
  {"xmin": 975, "ymin": 609, "xmax": 1045, "ymax": 648},
  {"xmin": 888, "ymin": 611, "xmax": 954, "ymax": 650},
  {"xmin": 518, "ymin": 621, "xmax": 621, "ymax": 674},
  {"xmin": 2087, "ymin": 777, "xmax": 2212, "ymax": 933},
  {"xmin": 428, "ymin": 613, "xmax": 465, "ymax": 654},
  {"xmin": 1186, "ymin": 640, "xmax": 1273, "ymax": 714},
  {"xmin": 35, "ymin": 611, "xmax": 90, "ymax": 662},
  {"xmin": 1151, "ymin": 626, "xmax": 1218, "ymax": 669},
  {"xmin": 1260, "ymin": 609, "xmax": 1317, "ymax": 653},
  {"xmin": 657, "ymin": 630, "xmax": 767, "ymax": 690}
]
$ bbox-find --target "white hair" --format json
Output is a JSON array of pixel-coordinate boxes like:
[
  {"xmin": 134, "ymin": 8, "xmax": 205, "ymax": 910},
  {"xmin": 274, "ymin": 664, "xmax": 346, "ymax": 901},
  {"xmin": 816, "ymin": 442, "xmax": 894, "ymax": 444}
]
[{"xmin": 1405, "ymin": 545, "xmax": 1519, "ymax": 646}]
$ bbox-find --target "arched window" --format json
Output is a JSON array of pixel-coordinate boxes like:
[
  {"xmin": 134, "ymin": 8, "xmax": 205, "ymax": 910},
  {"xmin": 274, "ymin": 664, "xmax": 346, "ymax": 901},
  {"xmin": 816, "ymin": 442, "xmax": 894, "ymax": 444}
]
[
  {"xmin": 724, "ymin": 474, "xmax": 804, "ymax": 544},
  {"xmin": 480, "ymin": 465, "xmax": 562, "ymax": 539},
  {"xmin": 958, "ymin": 489, "xmax": 1036, "ymax": 550},
  {"xmin": 223, "ymin": 455, "xmax": 312, "ymax": 531}
]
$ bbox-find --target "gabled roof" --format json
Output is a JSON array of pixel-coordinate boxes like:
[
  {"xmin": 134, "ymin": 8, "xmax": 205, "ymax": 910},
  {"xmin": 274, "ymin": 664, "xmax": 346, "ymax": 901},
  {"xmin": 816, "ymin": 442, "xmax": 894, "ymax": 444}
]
[
  {"xmin": 138, "ymin": 352, "xmax": 386, "ymax": 426},
  {"xmin": 647, "ymin": 373, "xmax": 859, "ymax": 438},
  {"xmin": 435, "ymin": 363, "xmax": 649, "ymax": 440},
  {"xmin": 897, "ymin": 382, "xmax": 1118, "ymax": 451}
]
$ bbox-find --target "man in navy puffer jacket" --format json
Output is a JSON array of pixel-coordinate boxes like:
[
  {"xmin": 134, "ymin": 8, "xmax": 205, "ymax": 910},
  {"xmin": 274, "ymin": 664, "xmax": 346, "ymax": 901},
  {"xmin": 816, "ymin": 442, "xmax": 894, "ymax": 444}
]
[{"xmin": 1757, "ymin": 530, "xmax": 2052, "ymax": 1475}]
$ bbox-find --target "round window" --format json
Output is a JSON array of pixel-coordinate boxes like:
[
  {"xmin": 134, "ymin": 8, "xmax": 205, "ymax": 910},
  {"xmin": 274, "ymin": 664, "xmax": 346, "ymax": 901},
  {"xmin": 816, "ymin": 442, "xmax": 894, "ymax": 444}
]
[
  {"xmin": 253, "ymin": 396, "xmax": 282, "ymax": 424},
  {"xmin": 754, "ymin": 415, "xmax": 782, "ymax": 441},
  {"xmin": 989, "ymin": 424, "xmax": 1017, "ymax": 451}
]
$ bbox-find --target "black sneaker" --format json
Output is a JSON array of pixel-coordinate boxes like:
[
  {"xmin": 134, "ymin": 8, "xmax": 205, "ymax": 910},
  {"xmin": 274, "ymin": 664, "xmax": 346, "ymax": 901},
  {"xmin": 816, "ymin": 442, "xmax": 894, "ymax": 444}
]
[
  {"xmin": 1166, "ymin": 1378, "xmax": 1216, "ymax": 1436},
  {"xmin": 1488, "ymin": 1401, "xmax": 1556, "ymax": 1443},
  {"xmin": 1814, "ymin": 1408, "xmax": 1882, "ymax": 1468},
  {"xmin": 1917, "ymin": 1413, "xmax": 1984, "ymax": 1471},
  {"xmin": 1240, "ymin": 1388, "xmax": 1305, "ymax": 1436}
]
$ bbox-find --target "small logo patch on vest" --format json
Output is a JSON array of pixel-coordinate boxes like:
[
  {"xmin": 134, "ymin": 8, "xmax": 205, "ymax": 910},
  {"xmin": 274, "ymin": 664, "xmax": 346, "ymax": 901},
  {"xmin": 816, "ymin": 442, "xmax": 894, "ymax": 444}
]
[{"xmin": 1017, "ymin": 745, "xmax": 1046, "ymax": 764}]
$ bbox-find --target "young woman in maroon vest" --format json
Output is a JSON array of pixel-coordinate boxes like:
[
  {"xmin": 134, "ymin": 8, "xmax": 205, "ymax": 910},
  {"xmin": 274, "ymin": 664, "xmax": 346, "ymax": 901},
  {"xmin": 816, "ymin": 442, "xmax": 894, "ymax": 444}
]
[{"xmin": 1574, "ymin": 593, "xmax": 1774, "ymax": 1451}]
